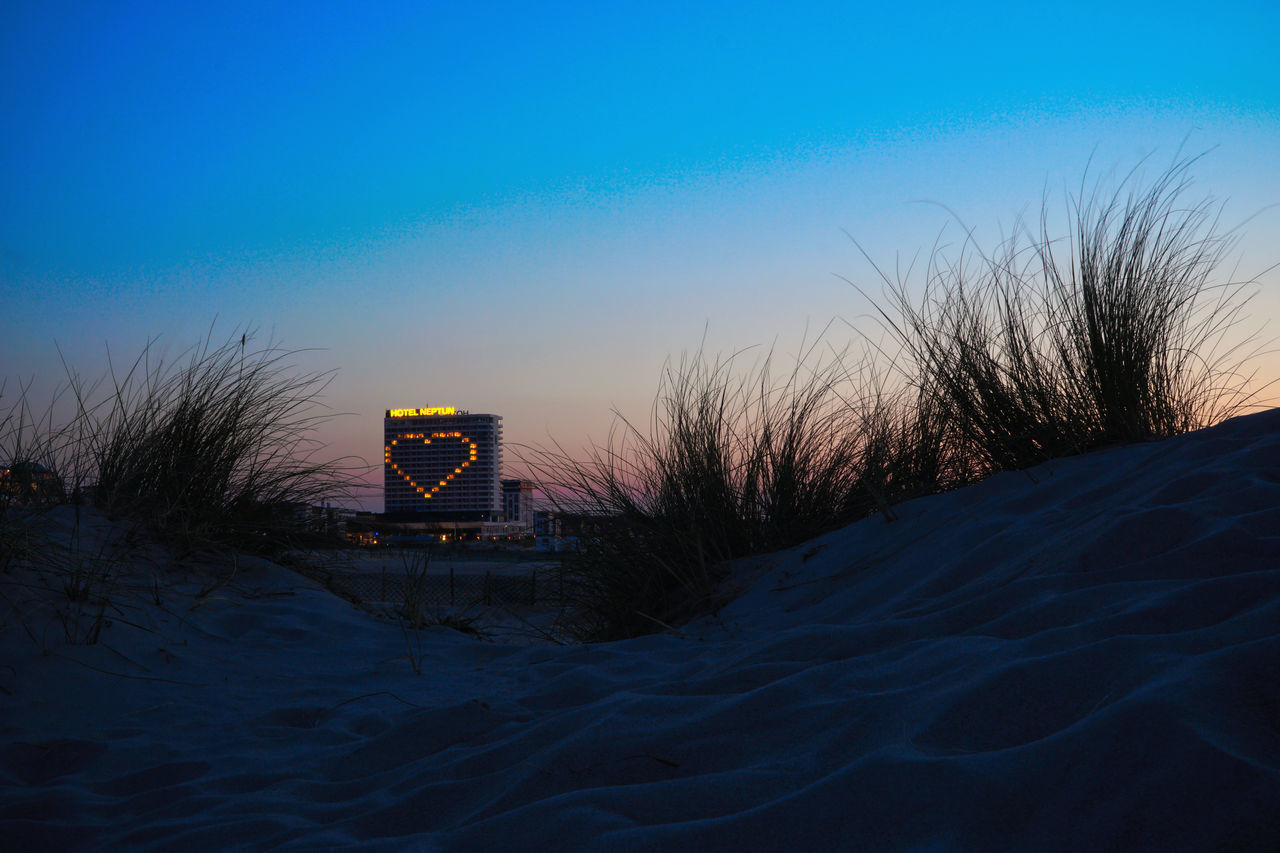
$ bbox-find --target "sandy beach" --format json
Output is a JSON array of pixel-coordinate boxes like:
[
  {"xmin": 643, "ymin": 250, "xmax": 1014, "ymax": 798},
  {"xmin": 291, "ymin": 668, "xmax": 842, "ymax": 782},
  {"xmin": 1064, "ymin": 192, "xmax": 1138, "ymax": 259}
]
[{"xmin": 3, "ymin": 408, "xmax": 1280, "ymax": 850}]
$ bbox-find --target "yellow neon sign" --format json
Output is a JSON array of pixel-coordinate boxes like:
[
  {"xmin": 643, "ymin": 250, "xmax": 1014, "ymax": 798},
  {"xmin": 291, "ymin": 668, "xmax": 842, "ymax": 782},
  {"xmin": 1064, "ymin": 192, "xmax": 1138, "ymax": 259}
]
[{"xmin": 388, "ymin": 407, "xmax": 457, "ymax": 418}]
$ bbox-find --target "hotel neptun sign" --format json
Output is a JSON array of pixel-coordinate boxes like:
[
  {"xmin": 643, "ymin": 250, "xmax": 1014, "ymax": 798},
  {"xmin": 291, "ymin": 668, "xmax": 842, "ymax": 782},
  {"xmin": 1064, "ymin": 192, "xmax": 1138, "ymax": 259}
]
[{"xmin": 386, "ymin": 407, "xmax": 457, "ymax": 418}]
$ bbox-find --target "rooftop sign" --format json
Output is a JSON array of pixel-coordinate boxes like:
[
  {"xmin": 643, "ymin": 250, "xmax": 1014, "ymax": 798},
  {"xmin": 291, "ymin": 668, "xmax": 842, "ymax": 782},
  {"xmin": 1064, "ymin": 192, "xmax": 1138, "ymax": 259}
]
[{"xmin": 387, "ymin": 407, "xmax": 457, "ymax": 418}]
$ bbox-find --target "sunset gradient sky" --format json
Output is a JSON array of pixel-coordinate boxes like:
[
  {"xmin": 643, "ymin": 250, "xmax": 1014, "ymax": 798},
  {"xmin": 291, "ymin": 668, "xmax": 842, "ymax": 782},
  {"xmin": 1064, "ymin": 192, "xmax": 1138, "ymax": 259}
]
[{"xmin": 3, "ymin": 0, "xmax": 1278, "ymax": 509}]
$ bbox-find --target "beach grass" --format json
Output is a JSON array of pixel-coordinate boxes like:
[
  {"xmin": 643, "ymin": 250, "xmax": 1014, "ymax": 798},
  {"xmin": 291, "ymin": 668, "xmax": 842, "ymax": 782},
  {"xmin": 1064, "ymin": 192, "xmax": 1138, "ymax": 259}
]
[
  {"xmin": 1, "ymin": 327, "xmax": 360, "ymax": 644},
  {"xmin": 527, "ymin": 154, "xmax": 1271, "ymax": 641},
  {"xmin": 58, "ymin": 327, "xmax": 358, "ymax": 555},
  {"xmin": 519, "ymin": 341, "xmax": 949, "ymax": 641},
  {"xmin": 855, "ymin": 151, "xmax": 1271, "ymax": 475}
]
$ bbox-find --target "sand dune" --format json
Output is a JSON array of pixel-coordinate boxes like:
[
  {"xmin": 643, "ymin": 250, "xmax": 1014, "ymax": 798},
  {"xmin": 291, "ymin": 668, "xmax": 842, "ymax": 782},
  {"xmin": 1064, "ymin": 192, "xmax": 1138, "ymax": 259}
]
[{"xmin": 4, "ymin": 409, "xmax": 1280, "ymax": 850}]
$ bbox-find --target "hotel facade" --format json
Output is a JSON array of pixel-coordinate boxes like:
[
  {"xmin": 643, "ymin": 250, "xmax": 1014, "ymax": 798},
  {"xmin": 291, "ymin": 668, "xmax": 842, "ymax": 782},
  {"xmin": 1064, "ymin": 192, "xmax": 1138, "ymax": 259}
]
[{"xmin": 383, "ymin": 407, "xmax": 503, "ymax": 520}]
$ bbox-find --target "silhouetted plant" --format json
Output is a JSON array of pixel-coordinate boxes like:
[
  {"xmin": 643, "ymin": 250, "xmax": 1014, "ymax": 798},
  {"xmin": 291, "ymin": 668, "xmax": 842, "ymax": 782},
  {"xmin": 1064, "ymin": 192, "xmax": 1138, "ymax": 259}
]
[
  {"xmin": 60, "ymin": 327, "xmax": 361, "ymax": 553},
  {"xmin": 854, "ymin": 152, "xmax": 1271, "ymax": 475},
  {"xmin": 520, "ymin": 341, "xmax": 940, "ymax": 641},
  {"xmin": 528, "ymin": 151, "xmax": 1272, "ymax": 642}
]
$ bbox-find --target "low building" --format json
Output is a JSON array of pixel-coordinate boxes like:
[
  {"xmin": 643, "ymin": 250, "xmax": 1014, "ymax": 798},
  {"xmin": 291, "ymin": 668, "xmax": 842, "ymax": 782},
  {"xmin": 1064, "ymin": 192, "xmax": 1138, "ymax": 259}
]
[
  {"xmin": 0, "ymin": 461, "xmax": 65, "ymax": 504},
  {"xmin": 502, "ymin": 479, "xmax": 534, "ymax": 531}
]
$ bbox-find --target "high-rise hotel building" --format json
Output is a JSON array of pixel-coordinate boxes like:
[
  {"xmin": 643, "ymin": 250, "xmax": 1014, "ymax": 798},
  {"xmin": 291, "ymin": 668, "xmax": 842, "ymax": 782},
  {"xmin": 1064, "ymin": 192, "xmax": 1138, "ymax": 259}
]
[{"xmin": 383, "ymin": 407, "xmax": 503, "ymax": 519}]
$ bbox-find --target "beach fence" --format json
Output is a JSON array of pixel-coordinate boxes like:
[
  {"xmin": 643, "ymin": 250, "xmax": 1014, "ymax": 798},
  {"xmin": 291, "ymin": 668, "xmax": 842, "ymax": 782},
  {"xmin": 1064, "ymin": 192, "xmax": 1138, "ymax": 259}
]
[{"xmin": 325, "ymin": 566, "xmax": 564, "ymax": 610}]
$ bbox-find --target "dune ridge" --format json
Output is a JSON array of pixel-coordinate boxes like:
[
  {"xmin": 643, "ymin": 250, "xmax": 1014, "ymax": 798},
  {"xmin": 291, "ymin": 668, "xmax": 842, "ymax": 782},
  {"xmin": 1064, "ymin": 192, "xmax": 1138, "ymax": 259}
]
[{"xmin": 4, "ymin": 409, "xmax": 1280, "ymax": 851}]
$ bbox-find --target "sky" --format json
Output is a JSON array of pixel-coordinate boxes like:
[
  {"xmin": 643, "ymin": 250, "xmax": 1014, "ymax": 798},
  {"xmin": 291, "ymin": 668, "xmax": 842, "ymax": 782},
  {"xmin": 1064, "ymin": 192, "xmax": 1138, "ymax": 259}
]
[{"xmin": 2, "ymin": 0, "xmax": 1278, "ymax": 510}]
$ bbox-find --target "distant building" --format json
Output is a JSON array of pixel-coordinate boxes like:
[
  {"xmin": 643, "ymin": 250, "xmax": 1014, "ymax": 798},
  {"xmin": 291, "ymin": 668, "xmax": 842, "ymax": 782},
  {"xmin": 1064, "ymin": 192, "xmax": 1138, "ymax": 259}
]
[
  {"xmin": 383, "ymin": 407, "xmax": 502, "ymax": 520},
  {"xmin": 532, "ymin": 510, "xmax": 627, "ymax": 550},
  {"xmin": 533, "ymin": 510, "xmax": 562, "ymax": 539},
  {"xmin": 0, "ymin": 461, "xmax": 64, "ymax": 504},
  {"xmin": 502, "ymin": 479, "xmax": 534, "ymax": 530}
]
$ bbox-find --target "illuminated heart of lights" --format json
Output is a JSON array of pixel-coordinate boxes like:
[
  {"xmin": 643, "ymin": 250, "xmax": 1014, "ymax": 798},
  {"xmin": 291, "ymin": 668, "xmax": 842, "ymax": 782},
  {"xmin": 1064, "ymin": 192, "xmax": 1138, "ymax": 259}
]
[{"xmin": 385, "ymin": 431, "xmax": 479, "ymax": 502}]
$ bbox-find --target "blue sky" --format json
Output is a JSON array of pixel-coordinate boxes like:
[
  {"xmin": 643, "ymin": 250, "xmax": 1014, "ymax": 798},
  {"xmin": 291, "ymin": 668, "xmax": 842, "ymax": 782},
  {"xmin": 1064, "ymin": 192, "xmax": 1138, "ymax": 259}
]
[{"xmin": 3, "ymin": 0, "xmax": 1278, "ymax": 508}]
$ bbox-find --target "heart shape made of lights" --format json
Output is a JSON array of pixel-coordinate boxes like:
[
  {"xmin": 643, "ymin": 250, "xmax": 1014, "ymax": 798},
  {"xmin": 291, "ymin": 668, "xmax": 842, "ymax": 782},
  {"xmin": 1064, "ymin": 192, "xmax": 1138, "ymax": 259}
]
[{"xmin": 385, "ymin": 430, "xmax": 479, "ymax": 504}]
